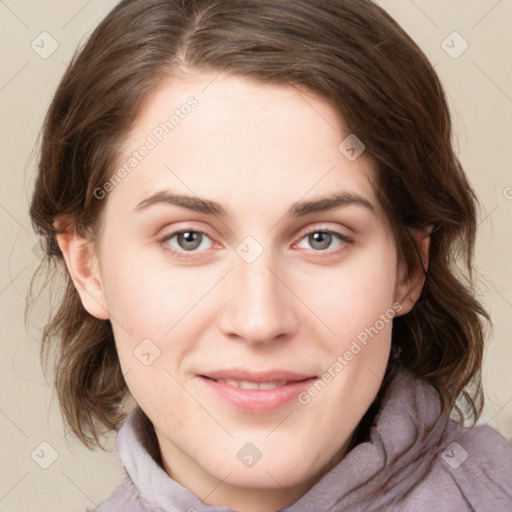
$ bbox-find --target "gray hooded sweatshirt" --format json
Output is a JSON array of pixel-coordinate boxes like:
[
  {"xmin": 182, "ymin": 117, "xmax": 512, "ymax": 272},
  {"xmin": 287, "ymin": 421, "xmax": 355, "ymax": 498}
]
[{"xmin": 90, "ymin": 369, "xmax": 512, "ymax": 511}]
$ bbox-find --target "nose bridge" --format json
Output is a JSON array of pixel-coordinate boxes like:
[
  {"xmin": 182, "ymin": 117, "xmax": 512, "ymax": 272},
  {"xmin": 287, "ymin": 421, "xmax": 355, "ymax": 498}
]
[{"xmin": 219, "ymin": 247, "xmax": 297, "ymax": 344}]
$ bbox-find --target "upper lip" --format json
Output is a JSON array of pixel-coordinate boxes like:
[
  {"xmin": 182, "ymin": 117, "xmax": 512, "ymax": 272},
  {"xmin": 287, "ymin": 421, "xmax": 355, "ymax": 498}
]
[{"xmin": 199, "ymin": 369, "xmax": 316, "ymax": 383}]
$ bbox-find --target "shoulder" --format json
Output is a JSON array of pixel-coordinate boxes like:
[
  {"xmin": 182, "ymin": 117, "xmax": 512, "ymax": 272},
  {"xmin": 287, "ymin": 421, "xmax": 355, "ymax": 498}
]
[
  {"xmin": 85, "ymin": 476, "xmax": 153, "ymax": 512},
  {"xmin": 407, "ymin": 422, "xmax": 512, "ymax": 512}
]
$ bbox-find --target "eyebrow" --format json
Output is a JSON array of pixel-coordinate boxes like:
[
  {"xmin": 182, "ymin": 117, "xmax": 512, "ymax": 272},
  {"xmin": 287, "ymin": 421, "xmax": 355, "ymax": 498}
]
[{"xmin": 133, "ymin": 190, "xmax": 376, "ymax": 217}]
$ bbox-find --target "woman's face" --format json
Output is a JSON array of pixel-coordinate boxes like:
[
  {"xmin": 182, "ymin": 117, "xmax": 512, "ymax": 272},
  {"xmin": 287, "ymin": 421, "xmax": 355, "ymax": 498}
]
[{"xmin": 69, "ymin": 71, "xmax": 425, "ymax": 511}]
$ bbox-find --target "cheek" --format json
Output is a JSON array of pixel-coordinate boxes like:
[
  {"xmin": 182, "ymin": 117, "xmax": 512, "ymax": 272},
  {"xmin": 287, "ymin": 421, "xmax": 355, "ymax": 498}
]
[
  {"xmin": 101, "ymin": 247, "xmax": 205, "ymax": 335},
  {"xmin": 298, "ymin": 242, "xmax": 398, "ymax": 339},
  {"xmin": 100, "ymin": 248, "xmax": 219, "ymax": 385}
]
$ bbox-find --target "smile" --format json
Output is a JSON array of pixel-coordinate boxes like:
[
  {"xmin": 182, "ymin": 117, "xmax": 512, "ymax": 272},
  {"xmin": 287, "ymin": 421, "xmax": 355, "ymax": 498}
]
[
  {"xmin": 211, "ymin": 379, "xmax": 290, "ymax": 390},
  {"xmin": 198, "ymin": 370, "xmax": 318, "ymax": 413}
]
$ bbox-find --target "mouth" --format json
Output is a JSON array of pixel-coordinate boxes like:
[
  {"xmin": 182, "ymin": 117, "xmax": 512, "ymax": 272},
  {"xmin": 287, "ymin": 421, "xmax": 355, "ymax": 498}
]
[
  {"xmin": 197, "ymin": 369, "xmax": 317, "ymax": 413},
  {"xmin": 202, "ymin": 378, "xmax": 293, "ymax": 390}
]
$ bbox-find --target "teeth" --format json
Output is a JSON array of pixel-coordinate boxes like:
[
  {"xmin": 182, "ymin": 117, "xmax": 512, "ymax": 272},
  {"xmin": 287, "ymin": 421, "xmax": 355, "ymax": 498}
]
[
  {"xmin": 258, "ymin": 382, "xmax": 285, "ymax": 390},
  {"xmin": 219, "ymin": 379, "xmax": 288, "ymax": 390},
  {"xmin": 238, "ymin": 380, "xmax": 260, "ymax": 390}
]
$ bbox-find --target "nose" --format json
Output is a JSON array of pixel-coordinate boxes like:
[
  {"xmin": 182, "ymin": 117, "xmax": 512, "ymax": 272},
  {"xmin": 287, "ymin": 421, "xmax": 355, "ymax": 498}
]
[{"xmin": 217, "ymin": 252, "xmax": 299, "ymax": 346}]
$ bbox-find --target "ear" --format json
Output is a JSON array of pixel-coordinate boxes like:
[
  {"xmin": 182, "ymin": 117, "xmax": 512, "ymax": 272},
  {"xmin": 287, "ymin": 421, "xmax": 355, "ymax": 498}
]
[
  {"xmin": 394, "ymin": 225, "xmax": 432, "ymax": 317},
  {"xmin": 53, "ymin": 217, "xmax": 110, "ymax": 320}
]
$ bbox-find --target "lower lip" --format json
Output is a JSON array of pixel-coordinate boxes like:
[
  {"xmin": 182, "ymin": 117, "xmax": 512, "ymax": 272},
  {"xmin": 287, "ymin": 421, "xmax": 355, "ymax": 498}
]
[{"xmin": 198, "ymin": 376, "xmax": 317, "ymax": 413}]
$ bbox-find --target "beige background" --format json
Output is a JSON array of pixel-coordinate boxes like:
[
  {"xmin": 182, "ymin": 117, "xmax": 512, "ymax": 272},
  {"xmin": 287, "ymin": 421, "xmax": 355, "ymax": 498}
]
[{"xmin": 0, "ymin": 1, "xmax": 511, "ymax": 510}]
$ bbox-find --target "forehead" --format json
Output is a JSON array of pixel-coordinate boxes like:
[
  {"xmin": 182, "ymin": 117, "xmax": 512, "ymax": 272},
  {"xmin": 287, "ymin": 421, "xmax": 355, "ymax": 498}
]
[{"xmin": 104, "ymin": 71, "xmax": 382, "ymax": 222}]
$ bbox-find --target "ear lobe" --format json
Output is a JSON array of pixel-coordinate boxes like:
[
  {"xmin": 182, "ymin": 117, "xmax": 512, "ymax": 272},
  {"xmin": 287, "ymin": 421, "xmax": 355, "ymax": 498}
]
[
  {"xmin": 394, "ymin": 225, "xmax": 432, "ymax": 317},
  {"xmin": 54, "ymin": 218, "xmax": 110, "ymax": 320}
]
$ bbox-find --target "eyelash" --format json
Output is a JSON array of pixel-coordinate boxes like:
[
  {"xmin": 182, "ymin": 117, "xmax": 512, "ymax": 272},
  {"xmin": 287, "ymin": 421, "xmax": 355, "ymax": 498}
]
[{"xmin": 159, "ymin": 226, "xmax": 354, "ymax": 260}]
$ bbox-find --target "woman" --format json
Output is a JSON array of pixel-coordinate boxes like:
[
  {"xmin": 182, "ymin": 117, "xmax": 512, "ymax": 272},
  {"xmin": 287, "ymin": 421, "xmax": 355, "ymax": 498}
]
[{"xmin": 27, "ymin": 0, "xmax": 512, "ymax": 510}]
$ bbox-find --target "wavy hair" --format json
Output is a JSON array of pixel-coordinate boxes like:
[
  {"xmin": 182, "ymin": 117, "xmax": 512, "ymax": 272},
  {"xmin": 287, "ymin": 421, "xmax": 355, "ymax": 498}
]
[{"xmin": 26, "ymin": 0, "xmax": 489, "ymax": 449}]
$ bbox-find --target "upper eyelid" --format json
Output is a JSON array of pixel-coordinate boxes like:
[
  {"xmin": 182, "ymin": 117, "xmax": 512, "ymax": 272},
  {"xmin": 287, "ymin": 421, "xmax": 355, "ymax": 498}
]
[{"xmin": 294, "ymin": 223, "xmax": 352, "ymax": 238}]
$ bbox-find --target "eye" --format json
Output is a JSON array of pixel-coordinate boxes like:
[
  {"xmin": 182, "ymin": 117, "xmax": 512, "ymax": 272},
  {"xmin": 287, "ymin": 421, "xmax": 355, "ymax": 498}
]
[
  {"xmin": 161, "ymin": 229, "xmax": 214, "ymax": 255},
  {"xmin": 159, "ymin": 226, "xmax": 354, "ymax": 260},
  {"xmin": 296, "ymin": 229, "xmax": 353, "ymax": 253}
]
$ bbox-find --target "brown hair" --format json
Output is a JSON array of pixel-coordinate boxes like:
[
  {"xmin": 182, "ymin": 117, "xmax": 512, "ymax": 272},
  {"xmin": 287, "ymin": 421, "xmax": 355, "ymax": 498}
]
[{"xmin": 27, "ymin": 0, "xmax": 489, "ymax": 449}]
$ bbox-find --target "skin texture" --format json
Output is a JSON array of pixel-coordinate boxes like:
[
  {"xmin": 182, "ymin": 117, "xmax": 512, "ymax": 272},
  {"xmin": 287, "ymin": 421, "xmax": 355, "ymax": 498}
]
[{"xmin": 56, "ymin": 70, "xmax": 429, "ymax": 512}]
